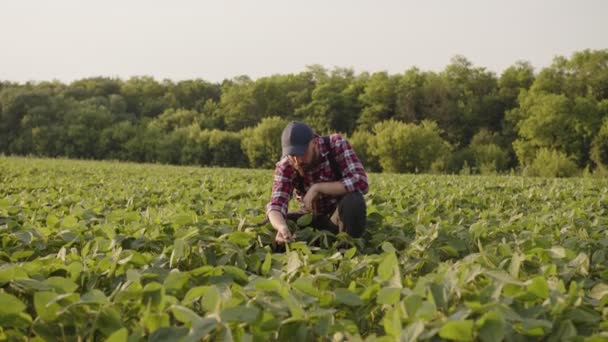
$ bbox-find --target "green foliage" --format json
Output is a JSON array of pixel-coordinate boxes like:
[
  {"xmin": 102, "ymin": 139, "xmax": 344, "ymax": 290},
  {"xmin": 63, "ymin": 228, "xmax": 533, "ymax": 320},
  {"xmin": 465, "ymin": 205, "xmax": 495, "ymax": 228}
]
[
  {"xmin": 591, "ymin": 118, "xmax": 608, "ymax": 172},
  {"xmin": 241, "ymin": 116, "xmax": 289, "ymax": 168},
  {"xmin": 357, "ymin": 72, "xmax": 397, "ymax": 129},
  {"xmin": 1, "ymin": 49, "xmax": 607, "ymax": 176},
  {"xmin": 525, "ymin": 148, "xmax": 579, "ymax": 177},
  {"xmin": 468, "ymin": 129, "xmax": 510, "ymax": 174},
  {"xmin": 1, "ymin": 156, "xmax": 608, "ymax": 340},
  {"xmin": 297, "ymin": 67, "xmax": 362, "ymax": 135},
  {"xmin": 512, "ymin": 92, "xmax": 601, "ymax": 167},
  {"xmin": 370, "ymin": 120, "xmax": 451, "ymax": 173}
]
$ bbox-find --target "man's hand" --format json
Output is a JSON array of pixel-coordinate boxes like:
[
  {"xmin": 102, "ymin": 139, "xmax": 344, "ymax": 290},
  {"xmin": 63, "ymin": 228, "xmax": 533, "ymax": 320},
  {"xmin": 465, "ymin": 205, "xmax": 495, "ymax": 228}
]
[
  {"xmin": 303, "ymin": 184, "xmax": 319, "ymax": 212},
  {"xmin": 275, "ymin": 225, "xmax": 293, "ymax": 245}
]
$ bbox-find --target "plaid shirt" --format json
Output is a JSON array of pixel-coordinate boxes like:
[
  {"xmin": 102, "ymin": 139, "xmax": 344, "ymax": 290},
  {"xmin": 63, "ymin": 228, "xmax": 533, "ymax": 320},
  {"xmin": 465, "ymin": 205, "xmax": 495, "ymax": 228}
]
[{"xmin": 266, "ymin": 133, "xmax": 368, "ymax": 217}]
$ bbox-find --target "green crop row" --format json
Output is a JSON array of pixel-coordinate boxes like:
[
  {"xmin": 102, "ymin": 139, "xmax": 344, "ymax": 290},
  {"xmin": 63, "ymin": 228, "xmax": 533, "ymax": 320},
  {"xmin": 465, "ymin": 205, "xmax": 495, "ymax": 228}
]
[{"xmin": 0, "ymin": 156, "xmax": 607, "ymax": 341}]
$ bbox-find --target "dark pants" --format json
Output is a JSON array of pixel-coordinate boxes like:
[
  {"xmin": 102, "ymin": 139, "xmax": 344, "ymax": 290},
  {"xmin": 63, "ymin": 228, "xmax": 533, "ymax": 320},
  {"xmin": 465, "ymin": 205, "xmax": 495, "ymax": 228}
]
[
  {"xmin": 286, "ymin": 212, "xmax": 340, "ymax": 234},
  {"xmin": 286, "ymin": 192, "xmax": 367, "ymax": 237}
]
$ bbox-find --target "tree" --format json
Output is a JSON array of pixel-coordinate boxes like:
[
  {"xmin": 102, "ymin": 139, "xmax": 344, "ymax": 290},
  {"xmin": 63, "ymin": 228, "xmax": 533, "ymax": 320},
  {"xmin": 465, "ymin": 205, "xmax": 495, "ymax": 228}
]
[
  {"xmin": 525, "ymin": 148, "xmax": 578, "ymax": 178},
  {"xmin": 61, "ymin": 101, "xmax": 113, "ymax": 158},
  {"xmin": 591, "ymin": 117, "xmax": 608, "ymax": 172},
  {"xmin": 439, "ymin": 55, "xmax": 503, "ymax": 146},
  {"xmin": 531, "ymin": 49, "xmax": 608, "ymax": 100},
  {"xmin": 149, "ymin": 108, "xmax": 204, "ymax": 132},
  {"xmin": 394, "ymin": 67, "xmax": 427, "ymax": 123},
  {"xmin": 163, "ymin": 79, "xmax": 221, "ymax": 112},
  {"xmin": 357, "ymin": 72, "xmax": 397, "ymax": 130},
  {"xmin": 297, "ymin": 67, "xmax": 362, "ymax": 135},
  {"xmin": 121, "ymin": 76, "xmax": 168, "ymax": 118},
  {"xmin": 512, "ymin": 92, "xmax": 602, "ymax": 167},
  {"xmin": 499, "ymin": 61, "xmax": 535, "ymax": 108},
  {"xmin": 216, "ymin": 76, "xmax": 259, "ymax": 131},
  {"xmin": 64, "ymin": 77, "xmax": 122, "ymax": 100},
  {"xmin": 370, "ymin": 120, "xmax": 450, "ymax": 173},
  {"xmin": 241, "ymin": 117, "xmax": 288, "ymax": 168},
  {"xmin": 99, "ymin": 121, "xmax": 138, "ymax": 160}
]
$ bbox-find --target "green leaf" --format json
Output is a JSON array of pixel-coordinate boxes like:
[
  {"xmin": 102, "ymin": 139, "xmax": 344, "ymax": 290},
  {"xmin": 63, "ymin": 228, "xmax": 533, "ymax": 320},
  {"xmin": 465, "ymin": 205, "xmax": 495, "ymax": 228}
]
[
  {"xmin": 477, "ymin": 311, "xmax": 505, "ymax": 342},
  {"xmin": 439, "ymin": 320, "xmax": 474, "ymax": 341},
  {"xmin": 169, "ymin": 239, "xmax": 186, "ymax": 268},
  {"xmin": 0, "ymin": 293, "xmax": 26, "ymax": 315},
  {"xmin": 280, "ymin": 291, "xmax": 305, "ymax": 319},
  {"xmin": 334, "ymin": 288, "xmax": 362, "ymax": 306},
  {"xmin": 80, "ymin": 289, "xmax": 108, "ymax": 304},
  {"xmin": 344, "ymin": 247, "xmax": 357, "ymax": 259},
  {"xmin": 227, "ymin": 231, "xmax": 253, "ymax": 247},
  {"xmin": 376, "ymin": 287, "xmax": 400, "ymax": 305},
  {"xmin": 163, "ymin": 271, "xmax": 190, "ymax": 294},
  {"xmin": 296, "ymin": 214, "xmax": 313, "ymax": 227},
  {"xmin": 223, "ymin": 266, "xmax": 249, "ymax": 284},
  {"xmin": 254, "ymin": 278, "xmax": 281, "ymax": 292},
  {"xmin": 183, "ymin": 286, "xmax": 210, "ymax": 304},
  {"xmin": 148, "ymin": 327, "xmax": 189, "ymax": 342},
  {"xmin": 519, "ymin": 318, "xmax": 552, "ymax": 336},
  {"xmin": 0, "ymin": 267, "xmax": 28, "ymax": 285},
  {"xmin": 96, "ymin": 307, "xmax": 124, "ymax": 336},
  {"xmin": 382, "ymin": 308, "xmax": 401, "ymax": 338},
  {"xmin": 13, "ymin": 231, "xmax": 33, "ymax": 245},
  {"xmin": 105, "ymin": 328, "xmax": 128, "ymax": 342},
  {"xmin": 404, "ymin": 294, "xmax": 423, "ymax": 317},
  {"xmin": 528, "ymin": 276, "xmax": 550, "ymax": 299},
  {"xmin": 549, "ymin": 319, "xmax": 577, "ymax": 341},
  {"xmin": 46, "ymin": 214, "xmax": 59, "ymax": 228},
  {"xmin": 61, "ymin": 215, "xmax": 78, "ymax": 228},
  {"xmin": 44, "ymin": 277, "xmax": 78, "ymax": 293},
  {"xmin": 589, "ymin": 283, "xmax": 608, "ymax": 301},
  {"xmin": 202, "ymin": 286, "xmax": 221, "ymax": 313},
  {"xmin": 220, "ymin": 305, "xmax": 260, "ymax": 323},
  {"xmin": 378, "ymin": 251, "xmax": 398, "ymax": 281},
  {"xmin": 261, "ymin": 252, "xmax": 272, "ymax": 275},
  {"xmin": 34, "ymin": 291, "xmax": 61, "ymax": 321},
  {"xmin": 142, "ymin": 282, "xmax": 165, "ymax": 308},
  {"xmin": 172, "ymin": 213, "xmax": 194, "ymax": 226},
  {"xmin": 293, "ymin": 277, "xmax": 320, "ymax": 297},
  {"xmin": 402, "ymin": 321, "xmax": 424, "ymax": 342}
]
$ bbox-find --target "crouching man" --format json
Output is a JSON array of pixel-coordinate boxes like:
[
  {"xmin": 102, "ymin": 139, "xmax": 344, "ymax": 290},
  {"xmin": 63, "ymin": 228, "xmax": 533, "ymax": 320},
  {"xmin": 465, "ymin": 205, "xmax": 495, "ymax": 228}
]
[{"xmin": 266, "ymin": 121, "xmax": 369, "ymax": 245}]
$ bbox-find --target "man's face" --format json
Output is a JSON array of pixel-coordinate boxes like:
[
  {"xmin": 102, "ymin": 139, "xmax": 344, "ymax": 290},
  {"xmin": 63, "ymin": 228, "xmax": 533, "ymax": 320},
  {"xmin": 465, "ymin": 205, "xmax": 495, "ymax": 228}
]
[{"xmin": 288, "ymin": 139, "xmax": 319, "ymax": 172}]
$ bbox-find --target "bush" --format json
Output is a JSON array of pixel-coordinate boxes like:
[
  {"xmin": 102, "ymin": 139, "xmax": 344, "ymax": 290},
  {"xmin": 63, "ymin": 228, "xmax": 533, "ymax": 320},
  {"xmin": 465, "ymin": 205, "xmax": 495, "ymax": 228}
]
[
  {"xmin": 590, "ymin": 118, "xmax": 608, "ymax": 172},
  {"xmin": 202, "ymin": 129, "xmax": 247, "ymax": 167},
  {"xmin": 525, "ymin": 148, "xmax": 579, "ymax": 177},
  {"xmin": 241, "ymin": 116, "xmax": 288, "ymax": 168},
  {"xmin": 469, "ymin": 143, "xmax": 510, "ymax": 174},
  {"xmin": 370, "ymin": 120, "xmax": 450, "ymax": 173}
]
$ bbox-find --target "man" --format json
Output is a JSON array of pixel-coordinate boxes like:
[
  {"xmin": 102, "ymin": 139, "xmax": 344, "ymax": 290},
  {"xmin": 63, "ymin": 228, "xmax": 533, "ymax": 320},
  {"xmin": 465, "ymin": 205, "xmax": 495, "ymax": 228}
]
[{"xmin": 266, "ymin": 121, "xmax": 368, "ymax": 245}]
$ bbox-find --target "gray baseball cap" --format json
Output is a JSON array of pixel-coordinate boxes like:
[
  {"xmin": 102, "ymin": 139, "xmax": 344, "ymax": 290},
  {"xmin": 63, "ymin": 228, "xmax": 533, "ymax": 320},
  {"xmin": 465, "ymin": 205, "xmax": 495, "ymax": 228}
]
[{"xmin": 281, "ymin": 122, "xmax": 313, "ymax": 156}]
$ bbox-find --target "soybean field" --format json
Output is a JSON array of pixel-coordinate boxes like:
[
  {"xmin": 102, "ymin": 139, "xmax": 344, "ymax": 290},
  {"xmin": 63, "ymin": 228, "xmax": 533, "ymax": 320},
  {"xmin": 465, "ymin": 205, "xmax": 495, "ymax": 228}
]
[{"xmin": 0, "ymin": 157, "xmax": 607, "ymax": 341}]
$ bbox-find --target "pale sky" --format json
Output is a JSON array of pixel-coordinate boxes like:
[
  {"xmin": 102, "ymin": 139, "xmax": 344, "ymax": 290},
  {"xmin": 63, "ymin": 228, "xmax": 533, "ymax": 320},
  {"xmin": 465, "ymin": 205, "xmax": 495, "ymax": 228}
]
[{"xmin": 1, "ymin": 0, "xmax": 606, "ymax": 83}]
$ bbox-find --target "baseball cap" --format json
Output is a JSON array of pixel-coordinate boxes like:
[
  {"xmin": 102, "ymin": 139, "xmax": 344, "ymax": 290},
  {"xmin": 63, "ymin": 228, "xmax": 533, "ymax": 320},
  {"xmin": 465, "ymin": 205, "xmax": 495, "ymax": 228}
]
[{"xmin": 281, "ymin": 122, "xmax": 313, "ymax": 156}]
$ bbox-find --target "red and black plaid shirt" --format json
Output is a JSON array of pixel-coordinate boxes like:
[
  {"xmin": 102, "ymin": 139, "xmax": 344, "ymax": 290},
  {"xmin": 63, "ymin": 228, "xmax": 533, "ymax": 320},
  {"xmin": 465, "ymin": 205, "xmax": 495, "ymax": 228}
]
[{"xmin": 266, "ymin": 134, "xmax": 368, "ymax": 217}]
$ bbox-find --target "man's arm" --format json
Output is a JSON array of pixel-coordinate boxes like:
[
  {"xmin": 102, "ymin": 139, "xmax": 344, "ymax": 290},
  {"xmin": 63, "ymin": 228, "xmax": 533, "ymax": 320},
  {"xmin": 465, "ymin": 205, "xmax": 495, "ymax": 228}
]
[
  {"xmin": 267, "ymin": 210, "xmax": 292, "ymax": 243},
  {"xmin": 266, "ymin": 160, "xmax": 297, "ymax": 244},
  {"xmin": 333, "ymin": 134, "xmax": 369, "ymax": 194},
  {"xmin": 302, "ymin": 182, "xmax": 346, "ymax": 212}
]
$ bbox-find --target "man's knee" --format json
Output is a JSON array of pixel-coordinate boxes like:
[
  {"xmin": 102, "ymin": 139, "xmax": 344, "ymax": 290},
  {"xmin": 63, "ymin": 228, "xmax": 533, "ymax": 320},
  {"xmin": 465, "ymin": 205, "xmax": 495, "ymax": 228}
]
[{"xmin": 338, "ymin": 192, "xmax": 367, "ymax": 238}]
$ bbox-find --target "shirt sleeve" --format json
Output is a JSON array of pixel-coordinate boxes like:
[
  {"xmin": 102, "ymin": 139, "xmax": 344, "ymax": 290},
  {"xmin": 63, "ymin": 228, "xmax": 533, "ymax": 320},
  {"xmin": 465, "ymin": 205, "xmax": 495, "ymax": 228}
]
[
  {"xmin": 332, "ymin": 134, "xmax": 369, "ymax": 194},
  {"xmin": 266, "ymin": 159, "xmax": 295, "ymax": 217}
]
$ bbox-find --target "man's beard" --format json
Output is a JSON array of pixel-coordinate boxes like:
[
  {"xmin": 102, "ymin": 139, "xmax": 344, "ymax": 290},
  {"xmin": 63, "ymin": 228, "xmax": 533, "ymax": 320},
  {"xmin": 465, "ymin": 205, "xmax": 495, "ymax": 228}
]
[{"xmin": 301, "ymin": 150, "xmax": 320, "ymax": 172}]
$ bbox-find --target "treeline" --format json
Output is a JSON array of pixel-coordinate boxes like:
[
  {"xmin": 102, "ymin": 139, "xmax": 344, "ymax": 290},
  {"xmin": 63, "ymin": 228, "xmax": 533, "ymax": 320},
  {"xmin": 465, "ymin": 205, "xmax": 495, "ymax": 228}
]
[{"xmin": 1, "ymin": 49, "xmax": 607, "ymax": 176}]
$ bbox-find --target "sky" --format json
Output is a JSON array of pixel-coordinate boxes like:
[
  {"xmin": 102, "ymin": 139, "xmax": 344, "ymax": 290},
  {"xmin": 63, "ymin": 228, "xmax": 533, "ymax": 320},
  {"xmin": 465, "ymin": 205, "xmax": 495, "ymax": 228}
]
[{"xmin": 0, "ymin": 0, "xmax": 606, "ymax": 84}]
